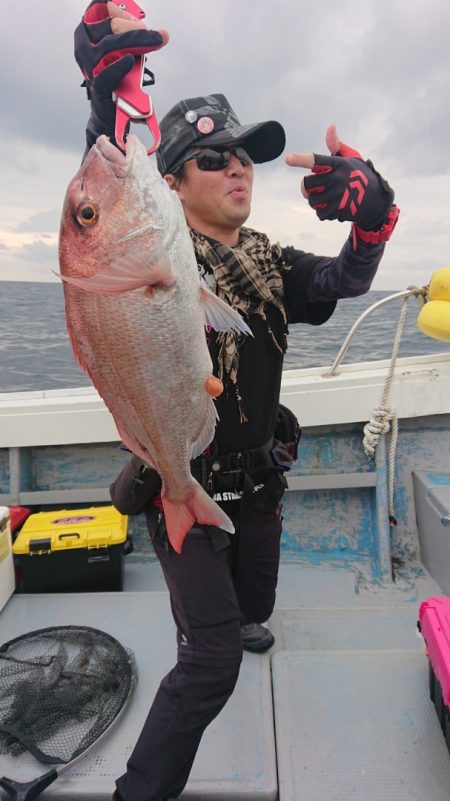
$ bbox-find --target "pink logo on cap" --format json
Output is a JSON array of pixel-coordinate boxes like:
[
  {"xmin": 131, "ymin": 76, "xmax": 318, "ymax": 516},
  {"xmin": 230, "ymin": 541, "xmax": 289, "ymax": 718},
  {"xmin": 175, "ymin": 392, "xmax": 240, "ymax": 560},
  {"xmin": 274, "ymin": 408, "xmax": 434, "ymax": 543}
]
[{"xmin": 197, "ymin": 116, "xmax": 215, "ymax": 135}]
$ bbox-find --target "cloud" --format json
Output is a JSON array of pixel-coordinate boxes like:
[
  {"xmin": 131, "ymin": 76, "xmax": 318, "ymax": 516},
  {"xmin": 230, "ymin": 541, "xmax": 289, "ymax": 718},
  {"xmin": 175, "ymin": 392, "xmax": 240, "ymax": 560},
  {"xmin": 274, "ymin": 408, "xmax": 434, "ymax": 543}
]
[
  {"xmin": 1, "ymin": 0, "xmax": 450, "ymax": 285},
  {"xmin": 14, "ymin": 210, "xmax": 61, "ymax": 234},
  {"xmin": 2, "ymin": 0, "xmax": 450, "ymax": 171},
  {"xmin": 0, "ymin": 252, "xmax": 57, "ymax": 283},
  {"xmin": 14, "ymin": 239, "xmax": 58, "ymax": 264}
]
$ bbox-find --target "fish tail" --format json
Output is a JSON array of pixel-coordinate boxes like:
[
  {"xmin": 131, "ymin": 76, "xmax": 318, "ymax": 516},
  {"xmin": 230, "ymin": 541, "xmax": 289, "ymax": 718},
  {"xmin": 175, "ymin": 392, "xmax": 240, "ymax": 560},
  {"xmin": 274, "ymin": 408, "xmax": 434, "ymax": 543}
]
[{"xmin": 162, "ymin": 482, "xmax": 234, "ymax": 554}]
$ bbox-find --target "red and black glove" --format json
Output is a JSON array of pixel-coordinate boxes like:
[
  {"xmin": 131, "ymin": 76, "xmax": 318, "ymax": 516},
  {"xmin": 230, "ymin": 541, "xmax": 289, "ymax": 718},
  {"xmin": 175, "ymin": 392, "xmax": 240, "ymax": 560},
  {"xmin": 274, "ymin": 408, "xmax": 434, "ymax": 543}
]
[
  {"xmin": 303, "ymin": 140, "xmax": 395, "ymax": 232},
  {"xmin": 75, "ymin": 0, "xmax": 165, "ymax": 97},
  {"xmin": 74, "ymin": 0, "xmax": 166, "ymax": 150}
]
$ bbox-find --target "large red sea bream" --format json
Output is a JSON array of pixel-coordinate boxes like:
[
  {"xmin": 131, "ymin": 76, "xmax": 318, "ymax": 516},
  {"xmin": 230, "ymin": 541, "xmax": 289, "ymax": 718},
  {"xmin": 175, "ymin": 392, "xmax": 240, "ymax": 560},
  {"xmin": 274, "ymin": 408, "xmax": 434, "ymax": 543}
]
[{"xmin": 58, "ymin": 134, "xmax": 251, "ymax": 553}]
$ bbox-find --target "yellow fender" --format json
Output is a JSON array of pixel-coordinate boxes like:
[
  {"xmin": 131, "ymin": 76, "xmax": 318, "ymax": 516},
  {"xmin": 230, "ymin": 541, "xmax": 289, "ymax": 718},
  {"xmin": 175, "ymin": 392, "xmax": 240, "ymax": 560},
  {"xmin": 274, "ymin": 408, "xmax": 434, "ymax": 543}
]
[
  {"xmin": 428, "ymin": 267, "xmax": 450, "ymax": 301},
  {"xmin": 417, "ymin": 299, "xmax": 450, "ymax": 341}
]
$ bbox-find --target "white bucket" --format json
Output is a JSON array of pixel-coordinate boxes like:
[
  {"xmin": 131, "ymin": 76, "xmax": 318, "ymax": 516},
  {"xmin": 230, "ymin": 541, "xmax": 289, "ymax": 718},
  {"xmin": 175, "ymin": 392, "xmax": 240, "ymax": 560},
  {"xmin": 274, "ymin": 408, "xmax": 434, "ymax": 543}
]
[{"xmin": 0, "ymin": 507, "xmax": 15, "ymax": 612}]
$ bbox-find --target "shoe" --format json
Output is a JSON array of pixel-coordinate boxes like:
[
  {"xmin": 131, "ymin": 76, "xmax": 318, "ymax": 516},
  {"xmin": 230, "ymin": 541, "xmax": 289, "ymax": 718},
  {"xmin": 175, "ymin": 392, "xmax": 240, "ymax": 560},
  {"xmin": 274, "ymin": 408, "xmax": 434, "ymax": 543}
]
[{"xmin": 241, "ymin": 622, "xmax": 275, "ymax": 653}]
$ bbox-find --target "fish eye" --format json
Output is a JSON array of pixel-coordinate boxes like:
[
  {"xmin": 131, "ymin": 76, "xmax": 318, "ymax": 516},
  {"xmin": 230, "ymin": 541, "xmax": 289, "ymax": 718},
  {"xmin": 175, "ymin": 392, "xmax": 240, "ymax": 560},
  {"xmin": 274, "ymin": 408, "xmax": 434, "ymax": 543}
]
[
  {"xmin": 76, "ymin": 201, "xmax": 99, "ymax": 227},
  {"xmin": 119, "ymin": 3, "xmax": 127, "ymax": 8}
]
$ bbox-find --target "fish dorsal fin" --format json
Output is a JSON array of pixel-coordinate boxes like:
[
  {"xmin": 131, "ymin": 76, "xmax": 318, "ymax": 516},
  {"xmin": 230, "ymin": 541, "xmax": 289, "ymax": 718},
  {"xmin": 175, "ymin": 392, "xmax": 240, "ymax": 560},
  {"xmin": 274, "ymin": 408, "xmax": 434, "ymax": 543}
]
[
  {"xmin": 200, "ymin": 280, "xmax": 253, "ymax": 335},
  {"xmin": 54, "ymin": 250, "xmax": 176, "ymax": 296}
]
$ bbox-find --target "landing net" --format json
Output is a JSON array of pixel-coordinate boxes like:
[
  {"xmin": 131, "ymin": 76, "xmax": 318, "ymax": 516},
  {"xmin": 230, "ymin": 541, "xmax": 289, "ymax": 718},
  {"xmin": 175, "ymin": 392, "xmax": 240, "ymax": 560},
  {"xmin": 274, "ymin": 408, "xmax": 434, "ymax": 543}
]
[{"xmin": 0, "ymin": 625, "xmax": 137, "ymax": 764}]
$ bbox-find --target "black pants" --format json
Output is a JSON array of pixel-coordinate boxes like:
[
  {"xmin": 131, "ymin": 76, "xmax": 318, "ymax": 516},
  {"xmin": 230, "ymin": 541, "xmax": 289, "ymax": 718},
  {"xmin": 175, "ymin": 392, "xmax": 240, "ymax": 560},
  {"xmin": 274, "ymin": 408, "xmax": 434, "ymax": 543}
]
[{"xmin": 115, "ymin": 472, "xmax": 284, "ymax": 801}]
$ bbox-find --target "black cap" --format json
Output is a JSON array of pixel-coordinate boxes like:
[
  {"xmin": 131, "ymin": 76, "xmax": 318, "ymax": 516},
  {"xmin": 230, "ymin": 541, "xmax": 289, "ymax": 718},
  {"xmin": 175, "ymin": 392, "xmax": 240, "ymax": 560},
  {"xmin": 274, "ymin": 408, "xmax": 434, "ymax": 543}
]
[{"xmin": 156, "ymin": 93, "xmax": 286, "ymax": 175}]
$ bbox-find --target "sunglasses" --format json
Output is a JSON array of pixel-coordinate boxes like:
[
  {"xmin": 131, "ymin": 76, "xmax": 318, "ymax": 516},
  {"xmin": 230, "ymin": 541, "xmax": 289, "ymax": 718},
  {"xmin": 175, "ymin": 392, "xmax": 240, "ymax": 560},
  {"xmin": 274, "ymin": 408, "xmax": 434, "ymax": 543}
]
[{"xmin": 176, "ymin": 147, "xmax": 253, "ymax": 173}]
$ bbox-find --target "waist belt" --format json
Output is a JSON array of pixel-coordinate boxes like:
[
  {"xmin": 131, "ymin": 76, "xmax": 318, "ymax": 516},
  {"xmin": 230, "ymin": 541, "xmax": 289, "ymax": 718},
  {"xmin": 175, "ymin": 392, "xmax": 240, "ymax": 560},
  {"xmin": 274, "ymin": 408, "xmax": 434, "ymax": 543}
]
[
  {"xmin": 191, "ymin": 439, "xmax": 275, "ymax": 493},
  {"xmin": 209, "ymin": 439, "xmax": 274, "ymax": 473}
]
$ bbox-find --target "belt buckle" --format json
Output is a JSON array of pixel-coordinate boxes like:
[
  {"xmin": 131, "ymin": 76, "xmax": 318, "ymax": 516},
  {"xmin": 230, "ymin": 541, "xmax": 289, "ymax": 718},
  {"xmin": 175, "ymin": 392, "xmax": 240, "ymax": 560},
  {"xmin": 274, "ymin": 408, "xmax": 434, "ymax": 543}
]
[{"xmin": 229, "ymin": 452, "xmax": 243, "ymax": 471}]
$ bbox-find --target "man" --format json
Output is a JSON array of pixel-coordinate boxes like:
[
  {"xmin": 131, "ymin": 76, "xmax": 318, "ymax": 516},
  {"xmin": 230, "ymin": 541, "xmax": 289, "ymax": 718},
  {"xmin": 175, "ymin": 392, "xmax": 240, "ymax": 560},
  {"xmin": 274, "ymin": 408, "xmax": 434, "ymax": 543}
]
[{"xmin": 75, "ymin": 4, "xmax": 399, "ymax": 800}]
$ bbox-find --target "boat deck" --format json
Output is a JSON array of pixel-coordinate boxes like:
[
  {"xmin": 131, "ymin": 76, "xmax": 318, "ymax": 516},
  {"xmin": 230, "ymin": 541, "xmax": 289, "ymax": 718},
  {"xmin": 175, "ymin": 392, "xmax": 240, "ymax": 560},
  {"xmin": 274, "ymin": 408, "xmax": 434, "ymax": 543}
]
[
  {"xmin": 0, "ymin": 559, "xmax": 447, "ymax": 801},
  {"xmin": 1, "ymin": 357, "xmax": 450, "ymax": 798}
]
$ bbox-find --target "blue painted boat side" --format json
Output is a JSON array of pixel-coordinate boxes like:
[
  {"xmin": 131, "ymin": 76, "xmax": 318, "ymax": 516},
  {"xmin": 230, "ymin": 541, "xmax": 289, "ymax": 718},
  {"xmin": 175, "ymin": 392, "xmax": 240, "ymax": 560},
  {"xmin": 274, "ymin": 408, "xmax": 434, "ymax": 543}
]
[{"xmin": 2, "ymin": 412, "xmax": 449, "ymax": 584}]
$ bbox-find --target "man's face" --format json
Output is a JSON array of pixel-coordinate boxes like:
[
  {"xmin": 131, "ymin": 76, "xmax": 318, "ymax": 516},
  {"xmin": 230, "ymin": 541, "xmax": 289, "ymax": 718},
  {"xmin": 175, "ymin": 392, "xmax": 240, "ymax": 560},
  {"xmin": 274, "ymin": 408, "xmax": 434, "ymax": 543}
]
[{"xmin": 166, "ymin": 147, "xmax": 254, "ymax": 244}]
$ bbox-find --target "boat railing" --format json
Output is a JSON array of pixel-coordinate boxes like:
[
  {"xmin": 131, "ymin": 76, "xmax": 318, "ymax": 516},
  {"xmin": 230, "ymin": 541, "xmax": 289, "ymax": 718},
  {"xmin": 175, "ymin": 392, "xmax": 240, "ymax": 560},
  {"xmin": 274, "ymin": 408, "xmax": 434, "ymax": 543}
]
[{"xmin": 323, "ymin": 287, "xmax": 427, "ymax": 377}]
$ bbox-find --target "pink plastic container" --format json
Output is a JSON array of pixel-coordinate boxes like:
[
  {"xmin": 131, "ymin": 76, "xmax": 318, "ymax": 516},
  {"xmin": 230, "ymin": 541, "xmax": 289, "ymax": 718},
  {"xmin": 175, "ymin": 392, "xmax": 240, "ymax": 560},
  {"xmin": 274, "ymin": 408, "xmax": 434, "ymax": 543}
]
[{"xmin": 418, "ymin": 596, "xmax": 450, "ymax": 747}]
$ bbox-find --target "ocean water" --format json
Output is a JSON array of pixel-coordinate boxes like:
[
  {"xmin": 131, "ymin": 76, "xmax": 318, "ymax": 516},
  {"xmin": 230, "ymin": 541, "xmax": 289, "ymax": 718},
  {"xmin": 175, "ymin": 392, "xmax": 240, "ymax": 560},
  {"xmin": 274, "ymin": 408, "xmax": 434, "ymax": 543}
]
[{"xmin": 0, "ymin": 281, "xmax": 449, "ymax": 394}]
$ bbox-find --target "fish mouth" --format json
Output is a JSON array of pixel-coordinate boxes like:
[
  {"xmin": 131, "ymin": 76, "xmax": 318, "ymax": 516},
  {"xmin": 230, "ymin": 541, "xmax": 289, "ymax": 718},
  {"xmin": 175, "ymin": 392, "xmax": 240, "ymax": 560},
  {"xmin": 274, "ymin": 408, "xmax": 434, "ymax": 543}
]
[{"xmin": 94, "ymin": 134, "xmax": 139, "ymax": 177}]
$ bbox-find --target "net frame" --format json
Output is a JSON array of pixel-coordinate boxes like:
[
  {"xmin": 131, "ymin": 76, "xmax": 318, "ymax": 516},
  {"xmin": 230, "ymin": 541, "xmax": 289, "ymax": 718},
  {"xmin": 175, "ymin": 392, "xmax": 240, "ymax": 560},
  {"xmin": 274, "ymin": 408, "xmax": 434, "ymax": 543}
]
[{"xmin": 0, "ymin": 625, "xmax": 137, "ymax": 765}]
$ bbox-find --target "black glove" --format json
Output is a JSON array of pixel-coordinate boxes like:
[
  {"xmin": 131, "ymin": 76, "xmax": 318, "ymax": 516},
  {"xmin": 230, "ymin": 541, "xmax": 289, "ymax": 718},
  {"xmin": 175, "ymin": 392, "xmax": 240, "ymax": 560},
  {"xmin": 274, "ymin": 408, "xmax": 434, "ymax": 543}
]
[
  {"xmin": 303, "ymin": 141, "xmax": 395, "ymax": 231},
  {"xmin": 74, "ymin": 0, "xmax": 165, "ymax": 149}
]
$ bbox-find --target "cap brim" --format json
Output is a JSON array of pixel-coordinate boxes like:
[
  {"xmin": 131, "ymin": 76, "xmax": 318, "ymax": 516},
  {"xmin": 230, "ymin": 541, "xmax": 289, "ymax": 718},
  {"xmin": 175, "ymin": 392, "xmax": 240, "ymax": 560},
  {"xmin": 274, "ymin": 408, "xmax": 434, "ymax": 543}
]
[
  {"xmin": 199, "ymin": 120, "xmax": 286, "ymax": 163},
  {"xmin": 165, "ymin": 119, "xmax": 286, "ymax": 173}
]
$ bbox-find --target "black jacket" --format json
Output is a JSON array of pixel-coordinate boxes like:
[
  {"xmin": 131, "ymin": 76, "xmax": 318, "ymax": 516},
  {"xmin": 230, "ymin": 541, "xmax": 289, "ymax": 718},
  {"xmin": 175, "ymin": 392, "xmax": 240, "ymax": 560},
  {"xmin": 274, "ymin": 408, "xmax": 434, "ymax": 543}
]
[{"xmin": 208, "ymin": 237, "xmax": 384, "ymax": 453}]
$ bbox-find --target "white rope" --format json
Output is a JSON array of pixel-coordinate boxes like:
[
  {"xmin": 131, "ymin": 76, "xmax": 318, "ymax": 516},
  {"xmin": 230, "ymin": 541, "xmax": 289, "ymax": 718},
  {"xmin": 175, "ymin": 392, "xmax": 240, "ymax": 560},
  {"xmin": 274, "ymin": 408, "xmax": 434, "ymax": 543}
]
[
  {"xmin": 363, "ymin": 405, "xmax": 395, "ymax": 458},
  {"xmin": 362, "ymin": 287, "xmax": 426, "ymax": 521},
  {"xmin": 387, "ymin": 415, "xmax": 399, "ymax": 518}
]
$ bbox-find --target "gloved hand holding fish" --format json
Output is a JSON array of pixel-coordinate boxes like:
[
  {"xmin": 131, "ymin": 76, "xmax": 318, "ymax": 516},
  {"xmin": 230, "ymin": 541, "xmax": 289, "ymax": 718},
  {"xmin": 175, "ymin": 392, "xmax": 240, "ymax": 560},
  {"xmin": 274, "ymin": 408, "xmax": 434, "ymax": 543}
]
[
  {"xmin": 60, "ymin": 4, "xmax": 251, "ymax": 554},
  {"xmin": 74, "ymin": 0, "xmax": 169, "ymax": 152}
]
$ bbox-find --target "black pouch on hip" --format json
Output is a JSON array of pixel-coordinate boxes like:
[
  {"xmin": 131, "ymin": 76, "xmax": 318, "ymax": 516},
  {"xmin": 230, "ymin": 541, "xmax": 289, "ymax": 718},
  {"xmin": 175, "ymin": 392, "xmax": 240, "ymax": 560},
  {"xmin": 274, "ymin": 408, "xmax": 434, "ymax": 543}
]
[
  {"xmin": 272, "ymin": 404, "xmax": 301, "ymax": 471},
  {"xmin": 110, "ymin": 454, "xmax": 162, "ymax": 515}
]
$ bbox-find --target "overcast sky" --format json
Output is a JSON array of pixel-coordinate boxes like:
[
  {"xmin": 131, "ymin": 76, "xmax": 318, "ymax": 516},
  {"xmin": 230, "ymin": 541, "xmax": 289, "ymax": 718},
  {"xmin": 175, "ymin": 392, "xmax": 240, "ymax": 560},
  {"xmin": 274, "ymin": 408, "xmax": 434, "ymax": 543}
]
[{"xmin": 1, "ymin": 0, "xmax": 450, "ymax": 289}]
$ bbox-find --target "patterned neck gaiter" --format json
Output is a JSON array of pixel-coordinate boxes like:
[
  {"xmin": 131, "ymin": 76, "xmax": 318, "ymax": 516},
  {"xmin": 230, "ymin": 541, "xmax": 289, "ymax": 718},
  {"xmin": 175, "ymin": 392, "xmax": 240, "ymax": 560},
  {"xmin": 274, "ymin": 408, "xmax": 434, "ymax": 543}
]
[{"xmin": 190, "ymin": 226, "xmax": 288, "ymax": 421}]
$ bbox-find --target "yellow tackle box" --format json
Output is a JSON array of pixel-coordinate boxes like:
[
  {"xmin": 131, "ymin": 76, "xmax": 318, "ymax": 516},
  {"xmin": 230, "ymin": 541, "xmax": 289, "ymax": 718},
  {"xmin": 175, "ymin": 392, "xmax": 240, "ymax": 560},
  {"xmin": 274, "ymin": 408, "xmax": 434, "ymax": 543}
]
[{"xmin": 13, "ymin": 506, "xmax": 129, "ymax": 592}]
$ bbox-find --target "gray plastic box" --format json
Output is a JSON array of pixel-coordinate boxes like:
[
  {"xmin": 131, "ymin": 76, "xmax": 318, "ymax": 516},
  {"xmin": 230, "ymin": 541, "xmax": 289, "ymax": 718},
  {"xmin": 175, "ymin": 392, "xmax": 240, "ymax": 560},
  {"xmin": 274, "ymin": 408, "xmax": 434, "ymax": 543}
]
[{"xmin": 413, "ymin": 470, "xmax": 450, "ymax": 593}]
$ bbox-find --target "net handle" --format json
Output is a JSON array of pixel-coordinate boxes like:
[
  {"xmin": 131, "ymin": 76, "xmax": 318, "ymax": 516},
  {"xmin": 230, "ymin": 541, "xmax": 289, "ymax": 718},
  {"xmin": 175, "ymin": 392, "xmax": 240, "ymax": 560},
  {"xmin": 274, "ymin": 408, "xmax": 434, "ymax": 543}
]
[{"xmin": 0, "ymin": 770, "xmax": 57, "ymax": 801}]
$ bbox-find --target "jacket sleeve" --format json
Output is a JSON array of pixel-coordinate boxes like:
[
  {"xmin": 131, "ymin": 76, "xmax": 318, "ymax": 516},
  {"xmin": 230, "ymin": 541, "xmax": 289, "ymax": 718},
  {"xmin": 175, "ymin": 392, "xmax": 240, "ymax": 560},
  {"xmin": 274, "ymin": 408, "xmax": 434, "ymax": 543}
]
[
  {"xmin": 82, "ymin": 96, "xmax": 117, "ymax": 161},
  {"xmin": 282, "ymin": 234, "xmax": 385, "ymax": 325}
]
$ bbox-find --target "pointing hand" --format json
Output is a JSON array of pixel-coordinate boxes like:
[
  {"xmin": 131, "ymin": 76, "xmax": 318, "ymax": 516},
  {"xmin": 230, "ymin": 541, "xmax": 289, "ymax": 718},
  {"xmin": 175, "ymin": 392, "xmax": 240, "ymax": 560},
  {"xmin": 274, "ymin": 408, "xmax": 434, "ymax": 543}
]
[{"xmin": 285, "ymin": 125, "xmax": 394, "ymax": 231}]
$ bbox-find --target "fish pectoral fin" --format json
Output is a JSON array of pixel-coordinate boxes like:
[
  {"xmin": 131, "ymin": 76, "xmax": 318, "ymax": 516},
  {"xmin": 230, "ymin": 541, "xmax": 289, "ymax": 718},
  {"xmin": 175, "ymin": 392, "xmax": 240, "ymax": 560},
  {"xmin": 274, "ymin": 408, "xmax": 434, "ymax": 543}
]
[
  {"xmin": 57, "ymin": 252, "xmax": 176, "ymax": 296},
  {"xmin": 64, "ymin": 306, "xmax": 92, "ymax": 377},
  {"xmin": 115, "ymin": 424, "xmax": 159, "ymax": 471},
  {"xmin": 191, "ymin": 398, "xmax": 218, "ymax": 460},
  {"xmin": 162, "ymin": 482, "xmax": 234, "ymax": 553},
  {"xmin": 200, "ymin": 280, "xmax": 253, "ymax": 335}
]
